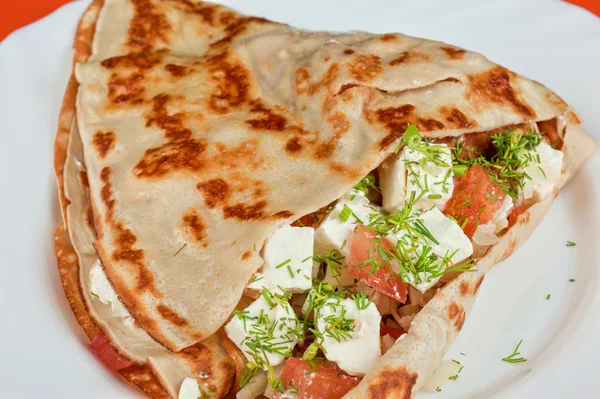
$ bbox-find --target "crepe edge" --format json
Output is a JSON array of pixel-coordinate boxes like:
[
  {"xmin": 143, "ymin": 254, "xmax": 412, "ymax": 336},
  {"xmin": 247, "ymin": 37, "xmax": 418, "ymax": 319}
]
[{"xmin": 52, "ymin": 0, "xmax": 169, "ymax": 397}]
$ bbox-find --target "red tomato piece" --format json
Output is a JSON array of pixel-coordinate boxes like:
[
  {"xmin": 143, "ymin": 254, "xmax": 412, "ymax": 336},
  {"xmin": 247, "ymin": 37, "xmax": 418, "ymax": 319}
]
[
  {"xmin": 380, "ymin": 324, "xmax": 406, "ymax": 340},
  {"xmin": 507, "ymin": 206, "xmax": 525, "ymax": 228},
  {"xmin": 276, "ymin": 358, "xmax": 360, "ymax": 399},
  {"xmin": 89, "ymin": 332, "xmax": 133, "ymax": 372},
  {"xmin": 348, "ymin": 225, "xmax": 408, "ymax": 303},
  {"xmin": 292, "ymin": 205, "xmax": 329, "ymax": 228},
  {"xmin": 444, "ymin": 164, "xmax": 507, "ymax": 238}
]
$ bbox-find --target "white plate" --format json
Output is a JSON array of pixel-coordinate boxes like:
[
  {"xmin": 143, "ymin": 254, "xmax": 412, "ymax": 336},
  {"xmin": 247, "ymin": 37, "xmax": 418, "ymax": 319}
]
[{"xmin": 0, "ymin": 0, "xmax": 598, "ymax": 398}]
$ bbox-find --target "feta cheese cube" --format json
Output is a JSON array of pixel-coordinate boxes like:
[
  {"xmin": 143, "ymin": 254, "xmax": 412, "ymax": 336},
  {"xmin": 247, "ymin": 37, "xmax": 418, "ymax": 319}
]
[
  {"xmin": 522, "ymin": 141, "xmax": 563, "ymax": 201},
  {"xmin": 89, "ymin": 260, "xmax": 133, "ymax": 324},
  {"xmin": 380, "ymin": 144, "xmax": 454, "ymax": 213},
  {"xmin": 252, "ymin": 225, "xmax": 314, "ymax": 293},
  {"xmin": 314, "ymin": 189, "xmax": 378, "ymax": 258},
  {"xmin": 389, "ymin": 207, "xmax": 473, "ymax": 293},
  {"xmin": 473, "ymin": 196, "xmax": 514, "ymax": 246},
  {"xmin": 317, "ymin": 298, "xmax": 381, "ymax": 376},
  {"xmin": 225, "ymin": 295, "xmax": 300, "ymax": 368},
  {"xmin": 178, "ymin": 378, "xmax": 200, "ymax": 399}
]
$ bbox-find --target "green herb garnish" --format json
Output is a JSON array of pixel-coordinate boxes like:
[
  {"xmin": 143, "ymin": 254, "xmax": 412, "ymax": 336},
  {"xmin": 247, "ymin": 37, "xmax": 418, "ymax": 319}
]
[
  {"xmin": 352, "ymin": 291, "xmax": 372, "ymax": 310},
  {"xmin": 173, "ymin": 243, "xmax": 187, "ymax": 256},
  {"xmin": 502, "ymin": 340, "xmax": 527, "ymax": 363},
  {"xmin": 354, "ymin": 173, "xmax": 380, "ymax": 194}
]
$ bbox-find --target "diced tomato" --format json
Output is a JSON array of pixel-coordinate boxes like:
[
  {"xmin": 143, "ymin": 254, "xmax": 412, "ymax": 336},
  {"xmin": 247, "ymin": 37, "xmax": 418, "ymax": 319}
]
[
  {"xmin": 293, "ymin": 212, "xmax": 319, "ymax": 228},
  {"xmin": 380, "ymin": 324, "xmax": 406, "ymax": 340},
  {"xmin": 292, "ymin": 205, "xmax": 329, "ymax": 228},
  {"xmin": 444, "ymin": 164, "xmax": 507, "ymax": 238},
  {"xmin": 275, "ymin": 358, "xmax": 360, "ymax": 399},
  {"xmin": 348, "ymin": 225, "xmax": 408, "ymax": 304},
  {"xmin": 89, "ymin": 332, "xmax": 133, "ymax": 371},
  {"xmin": 507, "ymin": 206, "xmax": 525, "ymax": 228}
]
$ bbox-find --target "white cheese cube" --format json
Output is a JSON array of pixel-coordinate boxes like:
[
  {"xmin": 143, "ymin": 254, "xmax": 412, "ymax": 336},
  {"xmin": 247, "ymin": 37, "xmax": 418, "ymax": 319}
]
[
  {"xmin": 522, "ymin": 141, "xmax": 563, "ymax": 201},
  {"xmin": 316, "ymin": 298, "xmax": 381, "ymax": 376},
  {"xmin": 89, "ymin": 260, "xmax": 133, "ymax": 324},
  {"xmin": 314, "ymin": 189, "xmax": 378, "ymax": 258},
  {"xmin": 380, "ymin": 144, "xmax": 454, "ymax": 213},
  {"xmin": 473, "ymin": 196, "xmax": 514, "ymax": 246},
  {"xmin": 250, "ymin": 225, "xmax": 314, "ymax": 293},
  {"xmin": 178, "ymin": 378, "xmax": 200, "ymax": 399},
  {"xmin": 389, "ymin": 207, "xmax": 473, "ymax": 293},
  {"xmin": 225, "ymin": 295, "xmax": 300, "ymax": 368}
]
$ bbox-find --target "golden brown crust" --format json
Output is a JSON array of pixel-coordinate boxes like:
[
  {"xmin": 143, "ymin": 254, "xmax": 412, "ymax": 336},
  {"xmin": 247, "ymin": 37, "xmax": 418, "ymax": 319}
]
[
  {"xmin": 366, "ymin": 366, "xmax": 418, "ymax": 399},
  {"xmin": 53, "ymin": 0, "xmax": 105, "ymax": 225},
  {"xmin": 55, "ymin": 225, "xmax": 168, "ymax": 398}
]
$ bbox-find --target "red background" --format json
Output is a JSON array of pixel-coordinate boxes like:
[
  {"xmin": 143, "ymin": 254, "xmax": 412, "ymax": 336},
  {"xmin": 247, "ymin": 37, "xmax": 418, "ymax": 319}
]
[{"xmin": 0, "ymin": 0, "xmax": 598, "ymax": 42}]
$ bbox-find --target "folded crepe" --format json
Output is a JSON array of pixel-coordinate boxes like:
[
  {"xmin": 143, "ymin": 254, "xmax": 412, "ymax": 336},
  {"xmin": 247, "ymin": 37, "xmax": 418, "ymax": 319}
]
[{"xmin": 54, "ymin": 0, "xmax": 597, "ymax": 398}]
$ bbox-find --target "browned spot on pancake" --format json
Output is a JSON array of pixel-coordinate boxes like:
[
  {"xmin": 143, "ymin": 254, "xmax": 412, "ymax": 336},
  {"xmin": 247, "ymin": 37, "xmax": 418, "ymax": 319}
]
[
  {"xmin": 448, "ymin": 302, "xmax": 460, "ymax": 320},
  {"xmin": 328, "ymin": 111, "xmax": 351, "ymax": 138},
  {"xmin": 214, "ymin": 140, "xmax": 262, "ymax": 170},
  {"xmin": 322, "ymin": 97, "xmax": 337, "ymax": 115},
  {"xmin": 468, "ymin": 66, "xmax": 536, "ymax": 119},
  {"xmin": 86, "ymin": 206, "xmax": 95, "ymax": 230},
  {"xmin": 207, "ymin": 50, "xmax": 251, "ymax": 114},
  {"xmin": 165, "ymin": 64, "xmax": 189, "ymax": 76},
  {"xmin": 223, "ymin": 201, "xmax": 266, "ymax": 220},
  {"xmin": 101, "ymin": 52, "xmax": 163, "ymax": 70},
  {"xmin": 474, "ymin": 275, "xmax": 485, "ymax": 293},
  {"xmin": 545, "ymin": 91, "xmax": 568, "ymax": 110},
  {"xmin": 120, "ymin": 365, "xmax": 168, "ymax": 399},
  {"xmin": 388, "ymin": 49, "xmax": 430, "ymax": 66},
  {"xmin": 168, "ymin": 0, "xmax": 217, "ymax": 25},
  {"xmin": 285, "ymin": 137, "xmax": 302, "ymax": 154},
  {"xmin": 338, "ymin": 83, "xmax": 358, "ymax": 95},
  {"xmin": 296, "ymin": 63, "xmax": 341, "ymax": 96},
  {"xmin": 112, "ymin": 224, "xmax": 159, "ymax": 295},
  {"xmin": 79, "ymin": 171, "xmax": 89, "ymax": 188},
  {"xmin": 127, "ymin": 0, "xmax": 171, "ymax": 51},
  {"xmin": 296, "ymin": 67, "xmax": 311, "ymax": 95},
  {"xmin": 210, "ymin": 15, "xmax": 271, "ymax": 48},
  {"xmin": 343, "ymin": 49, "xmax": 355, "ymax": 55},
  {"xmin": 459, "ymin": 281, "xmax": 470, "ymax": 297},
  {"xmin": 321, "ymin": 63, "xmax": 340, "ymax": 91},
  {"xmin": 246, "ymin": 101, "xmax": 287, "ymax": 131},
  {"xmin": 146, "ymin": 94, "xmax": 192, "ymax": 141},
  {"xmin": 440, "ymin": 46, "xmax": 466, "ymax": 60},
  {"xmin": 179, "ymin": 341, "xmax": 213, "ymax": 375},
  {"xmin": 197, "ymin": 178, "xmax": 229, "ymax": 209},
  {"xmin": 367, "ymin": 366, "xmax": 418, "ymax": 399},
  {"xmin": 380, "ymin": 34, "xmax": 400, "ymax": 42},
  {"xmin": 568, "ymin": 110, "xmax": 582, "ymax": 124},
  {"xmin": 499, "ymin": 238, "xmax": 518, "ymax": 262},
  {"xmin": 315, "ymin": 141, "xmax": 336, "ymax": 159},
  {"xmin": 178, "ymin": 337, "xmax": 235, "ymax": 396},
  {"xmin": 100, "ymin": 167, "xmax": 115, "ymax": 215},
  {"xmin": 272, "ymin": 210, "xmax": 293, "ymax": 219},
  {"xmin": 133, "ymin": 139, "xmax": 206, "ymax": 178},
  {"xmin": 375, "ymin": 105, "xmax": 445, "ymax": 149},
  {"xmin": 157, "ymin": 304, "xmax": 188, "ymax": 326},
  {"xmin": 92, "ymin": 131, "xmax": 115, "ymax": 158},
  {"xmin": 455, "ymin": 309, "xmax": 466, "ymax": 330},
  {"xmin": 107, "ymin": 73, "xmax": 145, "ymax": 104},
  {"xmin": 347, "ymin": 55, "xmax": 382, "ymax": 82},
  {"xmin": 241, "ymin": 251, "xmax": 251, "ymax": 261},
  {"xmin": 182, "ymin": 209, "xmax": 206, "ymax": 244},
  {"xmin": 439, "ymin": 107, "xmax": 478, "ymax": 130}
]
